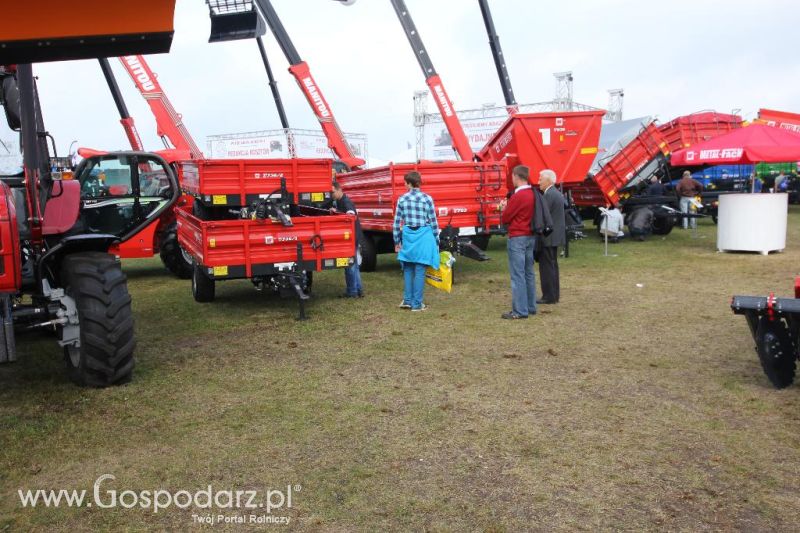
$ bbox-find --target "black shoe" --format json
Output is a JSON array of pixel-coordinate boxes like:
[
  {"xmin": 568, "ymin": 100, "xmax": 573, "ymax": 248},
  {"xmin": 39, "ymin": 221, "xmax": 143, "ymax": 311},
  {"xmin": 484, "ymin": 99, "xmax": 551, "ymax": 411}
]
[
  {"xmin": 536, "ymin": 299, "xmax": 556, "ymax": 305},
  {"xmin": 357, "ymin": 291, "xmax": 364, "ymax": 298},
  {"xmin": 501, "ymin": 312, "xmax": 528, "ymax": 319}
]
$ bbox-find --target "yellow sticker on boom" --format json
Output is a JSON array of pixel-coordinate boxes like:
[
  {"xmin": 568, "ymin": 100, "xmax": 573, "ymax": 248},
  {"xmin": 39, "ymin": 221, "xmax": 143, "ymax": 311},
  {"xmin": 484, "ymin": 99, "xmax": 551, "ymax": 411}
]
[
  {"xmin": 580, "ymin": 147, "xmax": 599, "ymax": 155},
  {"xmin": 335, "ymin": 257, "xmax": 349, "ymax": 267},
  {"xmin": 311, "ymin": 192, "xmax": 325, "ymax": 202},
  {"xmin": 212, "ymin": 266, "xmax": 228, "ymax": 276},
  {"xmin": 212, "ymin": 195, "xmax": 227, "ymax": 205}
]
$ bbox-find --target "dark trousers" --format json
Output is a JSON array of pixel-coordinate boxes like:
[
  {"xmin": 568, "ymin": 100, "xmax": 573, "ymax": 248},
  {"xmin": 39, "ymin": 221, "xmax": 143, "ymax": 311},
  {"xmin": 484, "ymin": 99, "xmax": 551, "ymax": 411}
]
[{"xmin": 538, "ymin": 246, "xmax": 560, "ymax": 302}]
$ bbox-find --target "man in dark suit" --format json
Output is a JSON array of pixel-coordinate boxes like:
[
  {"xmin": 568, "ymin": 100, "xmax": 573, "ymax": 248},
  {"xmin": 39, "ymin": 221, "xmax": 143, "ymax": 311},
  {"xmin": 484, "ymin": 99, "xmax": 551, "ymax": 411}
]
[{"xmin": 536, "ymin": 169, "xmax": 566, "ymax": 304}]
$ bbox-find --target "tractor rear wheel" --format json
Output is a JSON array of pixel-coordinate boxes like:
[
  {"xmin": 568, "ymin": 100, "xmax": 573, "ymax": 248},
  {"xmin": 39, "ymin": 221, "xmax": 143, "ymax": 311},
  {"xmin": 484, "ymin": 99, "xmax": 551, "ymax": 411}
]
[
  {"xmin": 159, "ymin": 221, "xmax": 192, "ymax": 279},
  {"xmin": 359, "ymin": 234, "xmax": 377, "ymax": 272},
  {"xmin": 61, "ymin": 252, "xmax": 135, "ymax": 387},
  {"xmin": 755, "ymin": 316, "xmax": 797, "ymax": 388},
  {"xmin": 192, "ymin": 262, "xmax": 215, "ymax": 302}
]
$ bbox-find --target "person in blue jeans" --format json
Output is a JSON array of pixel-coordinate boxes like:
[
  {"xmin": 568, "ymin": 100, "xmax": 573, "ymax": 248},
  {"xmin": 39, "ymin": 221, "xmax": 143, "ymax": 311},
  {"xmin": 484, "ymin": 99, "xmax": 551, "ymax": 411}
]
[
  {"xmin": 498, "ymin": 165, "xmax": 536, "ymax": 319},
  {"xmin": 393, "ymin": 171, "xmax": 440, "ymax": 311},
  {"xmin": 328, "ymin": 181, "xmax": 363, "ymax": 298}
]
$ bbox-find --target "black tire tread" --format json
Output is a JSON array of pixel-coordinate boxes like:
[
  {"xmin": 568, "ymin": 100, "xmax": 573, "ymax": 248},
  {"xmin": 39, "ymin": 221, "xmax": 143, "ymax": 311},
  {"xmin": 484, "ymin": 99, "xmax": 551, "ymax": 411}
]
[
  {"xmin": 755, "ymin": 317, "xmax": 797, "ymax": 389},
  {"xmin": 61, "ymin": 252, "xmax": 135, "ymax": 387},
  {"xmin": 159, "ymin": 221, "xmax": 193, "ymax": 279}
]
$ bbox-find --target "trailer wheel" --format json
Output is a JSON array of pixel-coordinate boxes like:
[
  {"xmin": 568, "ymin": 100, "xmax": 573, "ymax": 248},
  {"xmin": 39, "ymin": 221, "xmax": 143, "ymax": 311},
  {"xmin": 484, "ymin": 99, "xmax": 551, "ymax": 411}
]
[
  {"xmin": 471, "ymin": 235, "xmax": 491, "ymax": 251},
  {"xmin": 61, "ymin": 252, "xmax": 135, "ymax": 387},
  {"xmin": 359, "ymin": 234, "xmax": 377, "ymax": 272},
  {"xmin": 192, "ymin": 199, "xmax": 211, "ymax": 220},
  {"xmin": 159, "ymin": 221, "xmax": 192, "ymax": 279},
  {"xmin": 755, "ymin": 316, "xmax": 796, "ymax": 389},
  {"xmin": 192, "ymin": 262, "xmax": 215, "ymax": 302},
  {"xmin": 651, "ymin": 216, "xmax": 676, "ymax": 235}
]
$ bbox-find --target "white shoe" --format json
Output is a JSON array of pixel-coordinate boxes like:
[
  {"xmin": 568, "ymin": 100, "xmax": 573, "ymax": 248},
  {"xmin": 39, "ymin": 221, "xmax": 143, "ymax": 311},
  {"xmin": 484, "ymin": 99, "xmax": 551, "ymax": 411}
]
[
  {"xmin": 411, "ymin": 304, "xmax": 428, "ymax": 312},
  {"xmin": 399, "ymin": 301, "xmax": 412, "ymax": 309}
]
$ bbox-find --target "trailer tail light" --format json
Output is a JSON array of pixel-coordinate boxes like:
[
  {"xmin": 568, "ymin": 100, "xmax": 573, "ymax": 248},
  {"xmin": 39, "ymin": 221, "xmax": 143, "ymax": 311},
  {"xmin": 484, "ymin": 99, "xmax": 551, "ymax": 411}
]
[{"xmin": 794, "ymin": 276, "xmax": 800, "ymax": 299}]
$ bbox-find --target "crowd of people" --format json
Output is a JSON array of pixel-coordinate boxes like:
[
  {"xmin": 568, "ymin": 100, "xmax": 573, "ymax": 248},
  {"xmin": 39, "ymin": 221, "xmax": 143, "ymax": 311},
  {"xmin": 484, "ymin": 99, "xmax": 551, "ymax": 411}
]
[
  {"xmin": 328, "ymin": 165, "xmax": 567, "ymax": 319},
  {"xmin": 327, "ymin": 164, "xmax": 798, "ymax": 316}
]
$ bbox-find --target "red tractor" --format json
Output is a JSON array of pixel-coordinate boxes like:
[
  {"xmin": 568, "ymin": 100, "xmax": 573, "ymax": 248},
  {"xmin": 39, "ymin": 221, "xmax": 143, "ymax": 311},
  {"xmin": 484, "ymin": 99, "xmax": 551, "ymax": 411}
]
[{"xmin": 0, "ymin": 2, "xmax": 182, "ymax": 386}]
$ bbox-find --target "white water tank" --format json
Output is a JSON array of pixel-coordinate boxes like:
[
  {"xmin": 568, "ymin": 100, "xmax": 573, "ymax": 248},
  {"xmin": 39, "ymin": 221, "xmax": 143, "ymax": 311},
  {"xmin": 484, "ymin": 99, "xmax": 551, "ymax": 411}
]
[{"xmin": 717, "ymin": 193, "xmax": 788, "ymax": 255}]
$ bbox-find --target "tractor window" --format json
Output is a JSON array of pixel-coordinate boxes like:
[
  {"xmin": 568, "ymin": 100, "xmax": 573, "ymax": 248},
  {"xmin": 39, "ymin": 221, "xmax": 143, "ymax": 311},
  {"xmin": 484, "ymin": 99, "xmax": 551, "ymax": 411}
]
[
  {"xmin": 78, "ymin": 156, "xmax": 133, "ymax": 199},
  {"xmin": 75, "ymin": 154, "xmax": 175, "ymax": 239}
]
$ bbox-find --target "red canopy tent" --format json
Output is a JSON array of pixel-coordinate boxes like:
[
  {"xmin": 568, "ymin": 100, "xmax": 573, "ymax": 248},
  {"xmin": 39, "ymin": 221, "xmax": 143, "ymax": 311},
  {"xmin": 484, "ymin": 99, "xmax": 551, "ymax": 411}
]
[{"xmin": 671, "ymin": 124, "xmax": 800, "ymax": 166}]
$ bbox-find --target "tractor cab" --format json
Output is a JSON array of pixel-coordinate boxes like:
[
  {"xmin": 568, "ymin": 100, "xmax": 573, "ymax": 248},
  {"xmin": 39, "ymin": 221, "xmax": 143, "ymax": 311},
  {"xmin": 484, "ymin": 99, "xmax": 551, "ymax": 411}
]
[{"xmin": 70, "ymin": 152, "xmax": 179, "ymax": 242}]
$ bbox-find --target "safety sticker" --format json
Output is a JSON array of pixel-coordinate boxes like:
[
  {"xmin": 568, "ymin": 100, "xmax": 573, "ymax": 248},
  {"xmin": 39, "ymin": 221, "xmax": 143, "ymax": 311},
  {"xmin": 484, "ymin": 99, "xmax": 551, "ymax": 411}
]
[
  {"xmin": 212, "ymin": 266, "xmax": 228, "ymax": 276},
  {"xmin": 212, "ymin": 195, "xmax": 226, "ymax": 205}
]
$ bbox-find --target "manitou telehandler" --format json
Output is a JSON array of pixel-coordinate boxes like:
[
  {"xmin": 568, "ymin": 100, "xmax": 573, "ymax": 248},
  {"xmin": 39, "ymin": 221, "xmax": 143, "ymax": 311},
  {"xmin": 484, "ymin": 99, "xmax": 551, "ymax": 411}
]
[
  {"xmin": 0, "ymin": 2, "xmax": 181, "ymax": 386},
  {"xmin": 97, "ymin": 54, "xmax": 202, "ymax": 279}
]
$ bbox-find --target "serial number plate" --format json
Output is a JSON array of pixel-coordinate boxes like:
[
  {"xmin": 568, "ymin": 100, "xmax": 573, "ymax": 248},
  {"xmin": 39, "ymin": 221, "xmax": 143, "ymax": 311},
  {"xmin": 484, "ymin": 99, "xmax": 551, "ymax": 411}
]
[
  {"xmin": 212, "ymin": 266, "xmax": 228, "ymax": 276},
  {"xmin": 335, "ymin": 258, "xmax": 350, "ymax": 267}
]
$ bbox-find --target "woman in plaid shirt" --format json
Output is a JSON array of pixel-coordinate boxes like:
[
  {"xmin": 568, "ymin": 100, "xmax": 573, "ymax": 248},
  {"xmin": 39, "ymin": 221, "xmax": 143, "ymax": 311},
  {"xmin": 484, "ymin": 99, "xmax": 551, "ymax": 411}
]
[{"xmin": 393, "ymin": 171, "xmax": 440, "ymax": 311}]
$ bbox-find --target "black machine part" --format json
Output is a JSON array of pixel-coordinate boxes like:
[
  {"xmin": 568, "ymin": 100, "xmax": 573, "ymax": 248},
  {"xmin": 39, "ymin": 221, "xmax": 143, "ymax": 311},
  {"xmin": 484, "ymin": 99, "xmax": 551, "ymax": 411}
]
[
  {"xmin": 732, "ymin": 295, "xmax": 800, "ymax": 388},
  {"xmin": 477, "ymin": 0, "xmax": 517, "ymax": 109}
]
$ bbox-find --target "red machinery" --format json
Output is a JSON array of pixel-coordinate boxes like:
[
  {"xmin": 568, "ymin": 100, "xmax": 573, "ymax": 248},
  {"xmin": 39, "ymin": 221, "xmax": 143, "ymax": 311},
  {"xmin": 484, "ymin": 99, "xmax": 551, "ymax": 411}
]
[
  {"xmin": 208, "ymin": 0, "xmax": 364, "ymax": 169},
  {"xmin": 568, "ymin": 122, "xmax": 670, "ymax": 207},
  {"xmin": 758, "ymin": 108, "xmax": 800, "ymax": 133},
  {"xmin": 335, "ymin": 0, "xmax": 603, "ymax": 269},
  {"xmin": 96, "ymin": 54, "xmax": 200, "ymax": 278},
  {"xmin": 161, "ymin": 0, "xmax": 359, "ymax": 319},
  {"xmin": 0, "ymin": 7, "xmax": 183, "ymax": 386},
  {"xmin": 658, "ymin": 111, "xmax": 742, "ymax": 153}
]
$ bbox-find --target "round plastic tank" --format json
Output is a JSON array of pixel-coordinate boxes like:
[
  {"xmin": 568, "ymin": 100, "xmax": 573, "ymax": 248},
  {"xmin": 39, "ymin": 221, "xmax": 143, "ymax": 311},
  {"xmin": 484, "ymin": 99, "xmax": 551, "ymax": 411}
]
[{"xmin": 717, "ymin": 193, "xmax": 788, "ymax": 255}]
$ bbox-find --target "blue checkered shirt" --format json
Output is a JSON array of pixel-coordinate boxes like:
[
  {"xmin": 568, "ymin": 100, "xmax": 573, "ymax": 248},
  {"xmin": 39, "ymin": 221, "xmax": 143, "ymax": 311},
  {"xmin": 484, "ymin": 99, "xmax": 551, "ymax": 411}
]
[{"xmin": 393, "ymin": 188, "xmax": 439, "ymax": 245}]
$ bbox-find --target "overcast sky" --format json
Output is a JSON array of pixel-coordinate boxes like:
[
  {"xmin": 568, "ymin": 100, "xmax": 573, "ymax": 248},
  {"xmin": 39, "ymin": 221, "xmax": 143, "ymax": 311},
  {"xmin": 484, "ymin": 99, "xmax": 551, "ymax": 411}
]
[{"xmin": 4, "ymin": 0, "xmax": 799, "ymax": 161}]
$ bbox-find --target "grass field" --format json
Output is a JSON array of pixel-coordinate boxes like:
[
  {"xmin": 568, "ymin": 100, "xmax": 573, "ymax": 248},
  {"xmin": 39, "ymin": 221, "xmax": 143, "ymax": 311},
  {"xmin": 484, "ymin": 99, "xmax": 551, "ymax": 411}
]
[{"xmin": 2, "ymin": 209, "xmax": 800, "ymax": 531}]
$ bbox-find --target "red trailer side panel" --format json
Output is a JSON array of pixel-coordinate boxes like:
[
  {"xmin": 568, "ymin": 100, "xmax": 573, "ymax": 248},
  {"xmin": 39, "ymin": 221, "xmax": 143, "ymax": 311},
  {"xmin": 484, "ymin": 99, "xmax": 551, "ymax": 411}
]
[
  {"xmin": 658, "ymin": 112, "xmax": 743, "ymax": 153},
  {"xmin": 179, "ymin": 158, "xmax": 334, "ymax": 207},
  {"xmin": 338, "ymin": 161, "xmax": 508, "ymax": 235},
  {"xmin": 478, "ymin": 110, "xmax": 605, "ymax": 186},
  {"xmin": 176, "ymin": 206, "xmax": 355, "ymax": 278},
  {"xmin": 758, "ymin": 108, "xmax": 800, "ymax": 133}
]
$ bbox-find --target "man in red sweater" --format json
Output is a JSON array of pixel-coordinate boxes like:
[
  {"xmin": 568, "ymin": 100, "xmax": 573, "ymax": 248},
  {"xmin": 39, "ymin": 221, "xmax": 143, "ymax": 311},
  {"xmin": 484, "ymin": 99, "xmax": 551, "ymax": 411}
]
[{"xmin": 499, "ymin": 165, "xmax": 536, "ymax": 319}]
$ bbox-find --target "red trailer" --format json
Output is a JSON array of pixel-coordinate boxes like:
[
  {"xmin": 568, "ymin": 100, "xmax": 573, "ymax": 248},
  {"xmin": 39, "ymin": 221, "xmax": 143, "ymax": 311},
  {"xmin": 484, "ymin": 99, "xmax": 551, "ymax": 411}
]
[
  {"xmin": 176, "ymin": 156, "xmax": 355, "ymax": 318},
  {"xmin": 758, "ymin": 108, "xmax": 800, "ymax": 133},
  {"xmin": 658, "ymin": 111, "xmax": 743, "ymax": 153},
  {"xmin": 568, "ymin": 122, "xmax": 669, "ymax": 207},
  {"xmin": 340, "ymin": 160, "xmax": 508, "ymax": 270},
  {"xmin": 177, "ymin": 203, "xmax": 355, "ymax": 318},
  {"xmin": 178, "ymin": 158, "xmax": 334, "ymax": 210},
  {"xmin": 478, "ymin": 110, "xmax": 605, "ymax": 186}
]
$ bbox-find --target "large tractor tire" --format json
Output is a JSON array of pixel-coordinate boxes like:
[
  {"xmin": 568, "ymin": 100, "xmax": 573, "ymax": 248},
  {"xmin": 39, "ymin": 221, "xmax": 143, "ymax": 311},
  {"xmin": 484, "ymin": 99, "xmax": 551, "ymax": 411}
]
[
  {"xmin": 192, "ymin": 262, "xmax": 215, "ymax": 302},
  {"xmin": 359, "ymin": 234, "xmax": 377, "ymax": 272},
  {"xmin": 159, "ymin": 221, "xmax": 192, "ymax": 279},
  {"xmin": 755, "ymin": 316, "xmax": 797, "ymax": 389},
  {"xmin": 651, "ymin": 216, "xmax": 676, "ymax": 236},
  {"xmin": 61, "ymin": 252, "xmax": 135, "ymax": 387}
]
